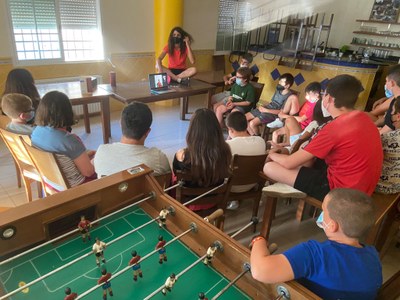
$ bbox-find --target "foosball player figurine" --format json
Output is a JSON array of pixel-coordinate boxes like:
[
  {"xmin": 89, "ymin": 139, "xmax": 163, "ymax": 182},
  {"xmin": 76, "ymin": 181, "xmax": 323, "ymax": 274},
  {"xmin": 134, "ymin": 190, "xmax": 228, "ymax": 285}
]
[
  {"xmin": 155, "ymin": 235, "xmax": 167, "ymax": 264},
  {"xmin": 93, "ymin": 238, "xmax": 107, "ymax": 267},
  {"xmin": 98, "ymin": 269, "xmax": 113, "ymax": 300},
  {"xmin": 161, "ymin": 273, "xmax": 177, "ymax": 296},
  {"xmin": 198, "ymin": 292, "xmax": 208, "ymax": 300},
  {"xmin": 203, "ymin": 243, "xmax": 217, "ymax": 265},
  {"xmin": 158, "ymin": 207, "xmax": 169, "ymax": 228},
  {"xmin": 128, "ymin": 250, "xmax": 143, "ymax": 281},
  {"xmin": 64, "ymin": 287, "xmax": 78, "ymax": 300},
  {"xmin": 78, "ymin": 215, "xmax": 92, "ymax": 242}
]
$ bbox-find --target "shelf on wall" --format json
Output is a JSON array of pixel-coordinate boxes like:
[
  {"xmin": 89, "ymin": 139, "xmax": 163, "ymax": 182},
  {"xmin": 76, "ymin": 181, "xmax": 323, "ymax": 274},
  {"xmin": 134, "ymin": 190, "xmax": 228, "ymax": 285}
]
[
  {"xmin": 356, "ymin": 19, "xmax": 400, "ymax": 25},
  {"xmin": 353, "ymin": 31, "xmax": 400, "ymax": 38},
  {"xmin": 350, "ymin": 42, "xmax": 400, "ymax": 51}
]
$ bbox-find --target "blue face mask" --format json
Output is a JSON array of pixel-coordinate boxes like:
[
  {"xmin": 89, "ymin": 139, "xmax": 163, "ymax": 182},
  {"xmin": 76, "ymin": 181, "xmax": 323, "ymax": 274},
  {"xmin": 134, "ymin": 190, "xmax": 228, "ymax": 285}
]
[
  {"xmin": 385, "ymin": 85, "xmax": 394, "ymax": 98},
  {"xmin": 316, "ymin": 211, "xmax": 331, "ymax": 230},
  {"xmin": 236, "ymin": 78, "xmax": 245, "ymax": 86}
]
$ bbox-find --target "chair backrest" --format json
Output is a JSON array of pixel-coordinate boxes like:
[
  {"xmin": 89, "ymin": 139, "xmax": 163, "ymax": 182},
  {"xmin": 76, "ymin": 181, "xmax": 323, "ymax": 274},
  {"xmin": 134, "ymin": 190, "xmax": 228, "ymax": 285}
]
[
  {"xmin": 0, "ymin": 115, "xmax": 11, "ymax": 130},
  {"xmin": 175, "ymin": 170, "xmax": 231, "ymax": 209},
  {"xmin": 154, "ymin": 172, "xmax": 172, "ymax": 189},
  {"xmin": 0, "ymin": 128, "xmax": 35, "ymax": 168},
  {"xmin": 249, "ymin": 81, "xmax": 265, "ymax": 108},
  {"xmin": 21, "ymin": 138, "xmax": 70, "ymax": 193},
  {"xmin": 230, "ymin": 154, "xmax": 268, "ymax": 186}
]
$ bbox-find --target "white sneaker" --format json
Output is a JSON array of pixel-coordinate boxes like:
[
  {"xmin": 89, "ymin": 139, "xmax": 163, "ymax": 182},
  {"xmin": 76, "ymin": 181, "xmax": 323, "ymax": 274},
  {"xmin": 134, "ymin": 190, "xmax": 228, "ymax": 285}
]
[
  {"xmin": 226, "ymin": 200, "xmax": 239, "ymax": 210},
  {"xmin": 267, "ymin": 118, "xmax": 284, "ymax": 128},
  {"xmin": 262, "ymin": 183, "xmax": 306, "ymax": 198}
]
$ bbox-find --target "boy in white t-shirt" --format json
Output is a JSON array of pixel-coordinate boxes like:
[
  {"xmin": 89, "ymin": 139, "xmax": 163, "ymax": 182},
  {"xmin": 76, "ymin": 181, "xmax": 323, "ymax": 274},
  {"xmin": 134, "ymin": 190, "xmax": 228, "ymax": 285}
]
[{"xmin": 225, "ymin": 111, "xmax": 266, "ymax": 209}]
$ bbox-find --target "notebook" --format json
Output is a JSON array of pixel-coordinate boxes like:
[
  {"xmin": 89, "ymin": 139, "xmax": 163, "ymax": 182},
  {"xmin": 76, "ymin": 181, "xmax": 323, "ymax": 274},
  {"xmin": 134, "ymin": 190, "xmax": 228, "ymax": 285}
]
[{"xmin": 148, "ymin": 73, "xmax": 175, "ymax": 94}]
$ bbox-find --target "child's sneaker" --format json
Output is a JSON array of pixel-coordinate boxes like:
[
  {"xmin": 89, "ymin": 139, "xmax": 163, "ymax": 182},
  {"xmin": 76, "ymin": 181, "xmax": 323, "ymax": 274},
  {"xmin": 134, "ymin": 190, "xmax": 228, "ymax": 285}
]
[{"xmin": 267, "ymin": 118, "xmax": 284, "ymax": 128}]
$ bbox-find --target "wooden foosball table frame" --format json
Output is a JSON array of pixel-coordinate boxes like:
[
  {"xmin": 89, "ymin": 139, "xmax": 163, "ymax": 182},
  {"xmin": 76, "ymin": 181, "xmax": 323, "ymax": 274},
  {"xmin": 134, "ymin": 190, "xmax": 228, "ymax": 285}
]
[{"xmin": 0, "ymin": 165, "xmax": 320, "ymax": 299}]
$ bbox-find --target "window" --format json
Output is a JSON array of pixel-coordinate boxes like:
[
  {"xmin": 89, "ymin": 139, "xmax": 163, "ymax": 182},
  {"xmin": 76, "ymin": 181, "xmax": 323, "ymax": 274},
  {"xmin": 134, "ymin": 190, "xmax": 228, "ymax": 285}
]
[
  {"xmin": 7, "ymin": 0, "xmax": 104, "ymax": 64},
  {"xmin": 216, "ymin": 0, "xmax": 251, "ymax": 52}
]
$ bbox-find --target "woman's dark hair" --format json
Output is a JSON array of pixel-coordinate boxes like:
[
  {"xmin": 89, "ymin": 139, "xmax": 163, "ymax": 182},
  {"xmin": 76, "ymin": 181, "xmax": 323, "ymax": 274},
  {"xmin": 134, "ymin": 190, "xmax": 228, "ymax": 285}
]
[
  {"xmin": 185, "ymin": 108, "xmax": 231, "ymax": 187},
  {"xmin": 3, "ymin": 68, "xmax": 40, "ymax": 110},
  {"xmin": 168, "ymin": 26, "xmax": 193, "ymax": 57},
  {"xmin": 313, "ymin": 99, "xmax": 332, "ymax": 125},
  {"xmin": 35, "ymin": 91, "xmax": 75, "ymax": 128}
]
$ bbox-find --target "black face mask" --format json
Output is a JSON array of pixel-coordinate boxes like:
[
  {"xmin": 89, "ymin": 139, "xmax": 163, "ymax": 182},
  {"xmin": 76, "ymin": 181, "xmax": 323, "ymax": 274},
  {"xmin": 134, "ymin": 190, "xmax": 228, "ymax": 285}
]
[
  {"xmin": 276, "ymin": 84, "xmax": 285, "ymax": 91},
  {"xmin": 173, "ymin": 37, "xmax": 182, "ymax": 44}
]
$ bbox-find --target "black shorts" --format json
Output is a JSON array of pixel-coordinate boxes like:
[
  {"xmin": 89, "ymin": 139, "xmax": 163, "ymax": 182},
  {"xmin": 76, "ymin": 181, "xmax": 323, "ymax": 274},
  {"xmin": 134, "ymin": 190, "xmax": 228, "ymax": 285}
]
[
  {"xmin": 95, "ymin": 251, "xmax": 103, "ymax": 257},
  {"xmin": 294, "ymin": 166, "xmax": 330, "ymax": 201},
  {"xmin": 170, "ymin": 68, "xmax": 185, "ymax": 76}
]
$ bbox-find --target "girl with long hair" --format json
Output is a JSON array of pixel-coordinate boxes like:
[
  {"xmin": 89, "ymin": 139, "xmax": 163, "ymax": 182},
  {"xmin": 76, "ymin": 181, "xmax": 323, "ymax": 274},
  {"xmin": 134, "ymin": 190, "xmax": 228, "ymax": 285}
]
[{"xmin": 156, "ymin": 26, "xmax": 197, "ymax": 85}]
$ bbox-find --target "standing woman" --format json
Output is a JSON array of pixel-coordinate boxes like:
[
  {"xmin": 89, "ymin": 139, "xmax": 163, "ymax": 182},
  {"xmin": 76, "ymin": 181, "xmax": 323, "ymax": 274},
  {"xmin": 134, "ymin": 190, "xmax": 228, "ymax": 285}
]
[
  {"xmin": 3, "ymin": 68, "xmax": 41, "ymax": 111},
  {"xmin": 173, "ymin": 108, "xmax": 232, "ymax": 214},
  {"xmin": 32, "ymin": 91, "xmax": 95, "ymax": 191},
  {"xmin": 156, "ymin": 26, "xmax": 197, "ymax": 84}
]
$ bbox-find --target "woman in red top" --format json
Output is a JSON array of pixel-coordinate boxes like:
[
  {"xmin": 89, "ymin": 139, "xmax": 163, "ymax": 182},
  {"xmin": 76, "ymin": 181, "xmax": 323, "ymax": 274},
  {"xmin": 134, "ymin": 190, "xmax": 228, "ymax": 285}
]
[{"xmin": 156, "ymin": 26, "xmax": 197, "ymax": 84}]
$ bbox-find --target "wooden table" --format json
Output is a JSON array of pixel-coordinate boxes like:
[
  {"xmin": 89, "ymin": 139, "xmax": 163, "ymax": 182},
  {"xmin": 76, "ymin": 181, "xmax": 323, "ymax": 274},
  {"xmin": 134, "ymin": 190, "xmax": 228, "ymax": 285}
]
[
  {"xmin": 99, "ymin": 79, "xmax": 216, "ymax": 120},
  {"xmin": 37, "ymin": 82, "xmax": 112, "ymax": 144},
  {"xmin": 194, "ymin": 70, "xmax": 225, "ymax": 88}
]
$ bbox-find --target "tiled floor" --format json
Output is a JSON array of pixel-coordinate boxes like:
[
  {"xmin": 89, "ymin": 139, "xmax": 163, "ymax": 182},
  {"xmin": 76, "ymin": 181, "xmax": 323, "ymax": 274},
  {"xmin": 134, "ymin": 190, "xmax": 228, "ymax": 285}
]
[{"xmin": 0, "ymin": 95, "xmax": 399, "ymax": 288}]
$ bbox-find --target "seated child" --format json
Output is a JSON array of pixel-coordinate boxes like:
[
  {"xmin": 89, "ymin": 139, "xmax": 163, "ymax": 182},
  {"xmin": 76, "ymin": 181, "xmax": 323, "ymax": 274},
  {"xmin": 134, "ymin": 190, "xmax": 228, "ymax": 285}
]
[
  {"xmin": 250, "ymin": 188, "xmax": 382, "ymax": 300},
  {"xmin": 376, "ymin": 95, "xmax": 400, "ymax": 194},
  {"xmin": 32, "ymin": 91, "xmax": 96, "ymax": 191},
  {"xmin": 269, "ymin": 99, "xmax": 331, "ymax": 154},
  {"xmin": 1, "ymin": 93, "xmax": 35, "ymax": 135},
  {"xmin": 246, "ymin": 73, "xmax": 299, "ymax": 135},
  {"xmin": 271, "ymin": 82, "xmax": 321, "ymax": 143},
  {"xmin": 211, "ymin": 53, "xmax": 257, "ymax": 105},
  {"xmin": 214, "ymin": 67, "xmax": 255, "ymax": 127}
]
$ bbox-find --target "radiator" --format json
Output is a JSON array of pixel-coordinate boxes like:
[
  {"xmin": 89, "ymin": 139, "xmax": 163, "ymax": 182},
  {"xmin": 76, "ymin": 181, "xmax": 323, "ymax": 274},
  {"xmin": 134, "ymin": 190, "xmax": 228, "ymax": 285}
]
[{"xmin": 36, "ymin": 75, "xmax": 103, "ymax": 116}]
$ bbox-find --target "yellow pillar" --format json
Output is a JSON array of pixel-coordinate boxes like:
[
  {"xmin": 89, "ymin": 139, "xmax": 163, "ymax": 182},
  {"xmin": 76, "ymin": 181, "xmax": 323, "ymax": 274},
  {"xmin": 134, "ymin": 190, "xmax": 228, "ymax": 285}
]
[{"xmin": 154, "ymin": 0, "xmax": 183, "ymax": 69}]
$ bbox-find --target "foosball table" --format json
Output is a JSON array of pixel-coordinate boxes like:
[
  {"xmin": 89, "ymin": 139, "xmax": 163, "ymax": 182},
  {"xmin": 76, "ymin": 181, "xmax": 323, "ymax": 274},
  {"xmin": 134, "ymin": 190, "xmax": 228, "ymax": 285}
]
[{"xmin": 0, "ymin": 165, "xmax": 320, "ymax": 299}]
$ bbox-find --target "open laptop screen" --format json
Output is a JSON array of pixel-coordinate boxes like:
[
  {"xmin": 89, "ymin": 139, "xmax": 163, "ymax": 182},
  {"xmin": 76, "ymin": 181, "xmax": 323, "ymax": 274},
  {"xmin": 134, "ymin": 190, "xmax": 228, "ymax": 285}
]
[{"xmin": 149, "ymin": 73, "xmax": 168, "ymax": 90}]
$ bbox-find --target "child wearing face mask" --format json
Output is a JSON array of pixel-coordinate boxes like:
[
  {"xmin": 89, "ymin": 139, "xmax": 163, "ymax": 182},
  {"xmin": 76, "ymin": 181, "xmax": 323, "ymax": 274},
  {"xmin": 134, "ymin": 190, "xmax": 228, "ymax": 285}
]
[
  {"xmin": 245, "ymin": 73, "xmax": 299, "ymax": 136},
  {"xmin": 1, "ymin": 93, "xmax": 35, "ymax": 135},
  {"xmin": 155, "ymin": 26, "xmax": 196, "ymax": 85},
  {"xmin": 211, "ymin": 53, "xmax": 257, "ymax": 105},
  {"xmin": 250, "ymin": 188, "xmax": 382, "ymax": 300},
  {"xmin": 214, "ymin": 67, "xmax": 255, "ymax": 128},
  {"xmin": 270, "ymin": 82, "xmax": 322, "ymax": 145}
]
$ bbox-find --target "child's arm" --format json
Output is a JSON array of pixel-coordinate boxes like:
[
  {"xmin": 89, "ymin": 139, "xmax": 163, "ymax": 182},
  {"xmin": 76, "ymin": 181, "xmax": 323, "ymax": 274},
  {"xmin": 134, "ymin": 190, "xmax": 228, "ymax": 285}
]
[
  {"xmin": 184, "ymin": 36, "xmax": 195, "ymax": 64},
  {"xmin": 156, "ymin": 49, "xmax": 167, "ymax": 73},
  {"xmin": 250, "ymin": 237, "xmax": 294, "ymax": 284}
]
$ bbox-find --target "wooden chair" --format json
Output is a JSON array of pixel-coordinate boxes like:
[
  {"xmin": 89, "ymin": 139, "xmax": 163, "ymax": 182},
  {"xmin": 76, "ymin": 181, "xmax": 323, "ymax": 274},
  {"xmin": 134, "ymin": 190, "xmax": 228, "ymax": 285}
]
[
  {"xmin": 21, "ymin": 138, "xmax": 70, "ymax": 195},
  {"xmin": 0, "ymin": 128, "xmax": 42, "ymax": 202},
  {"xmin": 226, "ymin": 154, "xmax": 268, "ymax": 218},
  {"xmin": 175, "ymin": 170, "xmax": 231, "ymax": 219},
  {"xmin": 0, "ymin": 115, "xmax": 22, "ymax": 188},
  {"xmin": 249, "ymin": 81, "xmax": 264, "ymax": 108},
  {"xmin": 154, "ymin": 172, "xmax": 172, "ymax": 190}
]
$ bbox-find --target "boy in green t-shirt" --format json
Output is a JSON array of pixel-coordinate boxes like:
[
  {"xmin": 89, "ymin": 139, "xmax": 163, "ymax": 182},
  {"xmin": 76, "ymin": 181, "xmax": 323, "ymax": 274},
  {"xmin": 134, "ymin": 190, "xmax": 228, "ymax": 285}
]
[{"xmin": 214, "ymin": 67, "xmax": 255, "ymax": 128}]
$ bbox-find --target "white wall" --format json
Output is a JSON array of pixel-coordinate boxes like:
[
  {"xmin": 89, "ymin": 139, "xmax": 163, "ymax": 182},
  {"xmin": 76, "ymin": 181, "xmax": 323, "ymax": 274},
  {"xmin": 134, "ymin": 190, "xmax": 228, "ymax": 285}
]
[{"xmin": 0, "ymin": 0, "xmax": 396, "ymax": 58}]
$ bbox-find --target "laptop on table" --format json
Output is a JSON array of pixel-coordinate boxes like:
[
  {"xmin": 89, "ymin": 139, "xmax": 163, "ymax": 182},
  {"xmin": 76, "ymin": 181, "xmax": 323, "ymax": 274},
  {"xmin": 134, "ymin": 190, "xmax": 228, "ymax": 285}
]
[{"xmin": 149, "ymin": 73, "xmax": 175, "ymax": 94}]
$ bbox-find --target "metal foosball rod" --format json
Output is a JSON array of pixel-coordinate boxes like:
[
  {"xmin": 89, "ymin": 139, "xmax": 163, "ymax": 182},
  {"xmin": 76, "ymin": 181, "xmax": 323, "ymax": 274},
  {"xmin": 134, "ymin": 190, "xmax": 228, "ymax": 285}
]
[
  {"xmin": 182, "ymin": 178, "xmax": 229, "ymax": 206},
  {"xmin": 0, "ymin": 192, "xmax": 156, "ymax": 266},
  {"xmin": 76, "ymin": 223, "xmax": 198, "ymax": 299},
  {"xmin": 0, "ymin": 202, "xmax": 162, "ymax": 300},
  {"xmin": 143, "ymin": 240, "xmax": 223, "ymax": 300}
]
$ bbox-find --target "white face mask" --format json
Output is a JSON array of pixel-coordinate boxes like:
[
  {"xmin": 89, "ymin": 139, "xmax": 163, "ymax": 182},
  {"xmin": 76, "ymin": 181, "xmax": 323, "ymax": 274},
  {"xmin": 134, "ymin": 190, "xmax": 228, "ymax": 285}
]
[
  {"xmin": 305, "ymin": 94, "xmax": 318, "ymax": 103},
  {"xmin": 321, "ymin": 97, "xmax": 331, "ymax": 117}
]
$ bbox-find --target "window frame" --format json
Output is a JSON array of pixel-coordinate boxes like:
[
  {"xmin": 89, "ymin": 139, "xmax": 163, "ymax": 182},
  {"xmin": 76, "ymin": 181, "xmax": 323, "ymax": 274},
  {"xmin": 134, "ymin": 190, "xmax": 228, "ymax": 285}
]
[{"xmin": 6, "ymin": 0, "xmax": 104, "ymax": 66}]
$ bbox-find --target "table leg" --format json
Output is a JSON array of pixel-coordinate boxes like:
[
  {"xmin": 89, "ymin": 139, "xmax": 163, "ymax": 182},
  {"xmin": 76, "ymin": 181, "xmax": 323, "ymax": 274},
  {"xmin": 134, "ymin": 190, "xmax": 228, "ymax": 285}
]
[
  {"xmin": 260, "ymin": 196, "xmax": 277, "ymax": 239},
  {"xmin": 180, "ymin": 96, "xmax": 188, "ymax": 120},
  {"xmin": 100, "ymin": 96, "xmax": 111, "ymax": 144},
  {"xmin": 207, "ymin": 87, "xmax": 216, "ymax": 109},
  {"xmin": 82, "ymin": 104, "xmax": 90, "ymax": 133}
]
